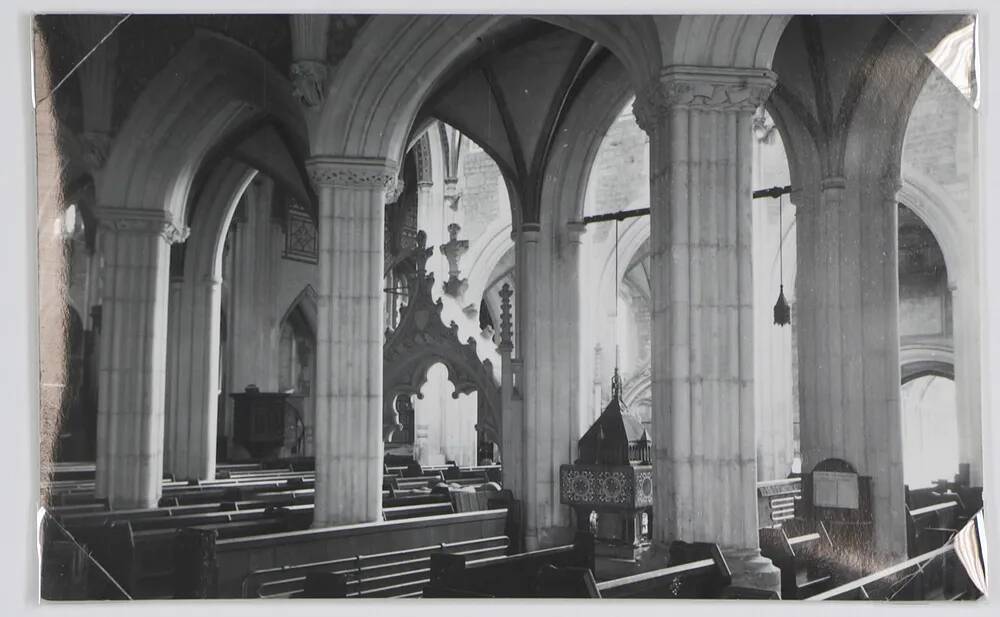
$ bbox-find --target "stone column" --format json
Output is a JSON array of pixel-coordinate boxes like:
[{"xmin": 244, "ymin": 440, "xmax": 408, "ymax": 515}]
[
  {"xmin": 164, "ymin": 275, "xmax": 223, "ymax": 480},
  {"xmin": 950, "ymin": 281, "xmax": 982, "ymax": 486},
  {"xmin": 795, "ymin": 175, "xmax": 907, "ymax": 560},
  {"xmin": 635, "ymin": 66, "xmax": 780, "ymax": 592},
  {"xmin": 514, "ymin": 223, "xmax": 544, "ymax": 547},
  {"xmin": 307, "ymin": 156, "xmax": 394, "ymax": 527},
  {"xmin": 565, "ymin": 222, "xmax": 587, "ymax": 452},
  {"xmin": 513, "ymin": 220, "xmax": 586, "ymax": 549},
  {"xmin": 94, "ymin": 207, "xmax": 188, "ymax": 509}
]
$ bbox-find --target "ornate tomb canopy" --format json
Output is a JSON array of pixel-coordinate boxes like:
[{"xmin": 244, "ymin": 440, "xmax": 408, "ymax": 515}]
[
  {"xmin": 577, "ymin": 368, "xmax": 651, "ymax": 466},
  {"xmin": 382, "ymin": 231, "xmax": 501, "ymax": 444},
  {"xmin": 560, "ymin": 369, "xmax": 654, "ymax": 560}
]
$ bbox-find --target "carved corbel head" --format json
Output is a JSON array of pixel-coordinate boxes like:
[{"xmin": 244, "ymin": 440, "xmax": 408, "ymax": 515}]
[
  {"xmin": 79, "ymin": 131, "xmax": 112, "ymax": 171},
  {"xmin": 290, "ymin": 60, "xmax": 329, "ymax": 109}
]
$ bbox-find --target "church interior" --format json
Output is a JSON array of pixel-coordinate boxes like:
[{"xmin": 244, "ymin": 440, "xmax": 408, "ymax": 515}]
[{"xmin": 33, "ymin": 13, "xmax": 988, "ymax": 601}]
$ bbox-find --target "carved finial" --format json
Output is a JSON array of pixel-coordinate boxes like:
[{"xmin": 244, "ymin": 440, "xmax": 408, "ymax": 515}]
[
  {"xmin": 611, "ymin": 367, "xmax": 623, "ymax": 401},
  {"xmin": 498, "ymin": 283, "xmax": 513, "ymax": 351},
  {"xmin": 412, "ymin": 230, "xmax": 434, "ymax": 275},
  {"xmin": 440, "ymin": 223, "xmax": 469, "ymax": 297}
]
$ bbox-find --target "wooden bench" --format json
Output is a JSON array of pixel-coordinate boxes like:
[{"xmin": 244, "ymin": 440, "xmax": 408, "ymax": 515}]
[
  {"xmin": 807, "ymin": 541, "xmax": 978, "ymax": 601},
  {"xmin": 533, "ymin": 541, "xmax": 731, "ymax": 599},
  {"xmin": 44, "ymin": 475, "xmax": 317, "ymax": 508},
  {"xmin": 422, "ymin": 531, "xmax": 595, "ymax": 597},
  {"xmin": 383, "ymin": 501, "xmax": 454, "ymax": 521},
  {"xmin": 177, "ymin": 508, "xmax": 511, "ymax": 598},
  {"xmin": 907, "ymin": 500, "xmax": 961, "ymax": 558},
  {"xmin": 759, "ymin": 520, "xmax": 836, "ymax": 598},
  {"xmin": 244, "ymin": 535, "xmax": 511, "ymax": 598},
  {"xmin": 97, "ymin": 509, "xmax": 313, "ymax": 598}
]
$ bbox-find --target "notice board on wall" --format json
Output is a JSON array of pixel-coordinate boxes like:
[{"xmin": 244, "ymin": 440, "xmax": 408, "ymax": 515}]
[{"xmin": 813, "ymin": 470, "xmax": 860, "ymax": 509}]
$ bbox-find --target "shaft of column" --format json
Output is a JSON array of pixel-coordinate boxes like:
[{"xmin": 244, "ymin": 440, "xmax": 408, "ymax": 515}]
[
  {"xmin": 795, "ymin": 175, "xmax": 907, "ymax": 561},
  {"xmin": 94, "ymin": 208, "xmax": 188, "ymax": 509},
  {"xmin": 515, "ymin": 224, "xmax": 544, "ymax": 549},
  {"xmin": 307, "ymin": 156, "xmax": 393, "ymax": 527},
  {"xmin": 636, "ymin": 65, "xmax": 780, "ymax": 593},
  {"xmin": 512, "ymin": 220, "xmax": 586, "ymax": 549},
  {"xmin": 951, "ymin": 282, "xmax": 983, "ymax": 486},
  {"xmin": 164, "ymin": 275, "xmax": 222, "ymax": 480}
]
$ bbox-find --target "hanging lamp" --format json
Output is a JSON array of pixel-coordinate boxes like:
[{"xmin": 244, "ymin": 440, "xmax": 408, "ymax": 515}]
[
  {"xmin": 612, "ymin": 217, "xmax": 622, "ymax": 392},
  {"xmin": 773, "ymin": 192, "xmax": 791, "ymax": 326}
]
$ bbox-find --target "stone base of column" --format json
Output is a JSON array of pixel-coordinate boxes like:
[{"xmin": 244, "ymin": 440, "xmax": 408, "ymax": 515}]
[{"xmin": 722, "ymin": 547, "xmax": 782, "ymax": 596}]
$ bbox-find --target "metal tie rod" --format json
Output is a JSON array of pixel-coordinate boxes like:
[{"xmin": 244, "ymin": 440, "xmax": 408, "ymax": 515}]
[{"xmin": 582, "ymin": 185, "xmax": 793, "ymax": 225}]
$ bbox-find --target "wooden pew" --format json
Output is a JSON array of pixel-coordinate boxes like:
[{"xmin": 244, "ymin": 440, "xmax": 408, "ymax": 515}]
[
  {"xmin": 532, "ymin": 541, "xmax": 732, "ymax": 599},
  {"xmin": 45, "ymin": 474, "xmax": 317, "ymax": 507},
  {"xmin": 49, "ymin": 493, "xmax": 462, "ymax": 598},
  {"xmin": 907, "ymin": 500, "xmax": 961, "ymax": 558},
  {"xmin": 383, "ymin": 501, "xmax": 454, "ymax": 521},
  {"xmin": 96, "ymin": 509, "xmax": 312, "ymax": 598},
  {"xmin": 245, "ymin": 535, "xmax": 511, "ymax": 598},
  {"xmin": 422, "ymin": 531, "xmax": 595, "ymax": 597},
  {"xmin": 176, "ymin": 508, "xmax": 511, "ymax": 598},
  {"xmin": 807, "ymin": 541, "xmax": 978, "ymax": 601},
  {"xmin": 759, "ymin": 520, "xmax": 836, "ymax": 598}
]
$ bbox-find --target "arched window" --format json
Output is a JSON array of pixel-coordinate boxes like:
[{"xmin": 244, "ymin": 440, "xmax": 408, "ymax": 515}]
[
  {"xmin": 278, "ymin": 304, "xmax": 315, "ymax": 455},
  {"xmin": 901, "ymin": 374, "xmax": 959, "ymax": 488}
]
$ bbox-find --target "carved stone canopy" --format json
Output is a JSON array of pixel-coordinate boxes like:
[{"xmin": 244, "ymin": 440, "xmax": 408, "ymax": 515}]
[
  {"xmin": 576, "ymin": 368, "xmax": 651, "ymax": 466},
  {"xmin": 440, "ymin": 223, "xmax": 469, "ymax": 297},
  {"xmin": 382, "ymin": 231, "xmax": 501, "ymax": 443}
]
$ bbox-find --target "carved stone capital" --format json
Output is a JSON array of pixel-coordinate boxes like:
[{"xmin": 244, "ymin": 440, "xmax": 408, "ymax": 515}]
[
  {"xmin": 306, "ymin": 156, "xmax": 398, "ymax": 193},
  {"xmin": 290, "ymin": 60, "xmax": 329, "ymax": 109},
  {"xmin": 633, "ymin": 66, "xmax": 777, "ymax": 133},
  {"xmin": 79, "ymin": 131, "xmax": 112, "ymax": 171},
  {"xmin": 94, "ymin": 207, "xmax": 190, "ymax": 244}
]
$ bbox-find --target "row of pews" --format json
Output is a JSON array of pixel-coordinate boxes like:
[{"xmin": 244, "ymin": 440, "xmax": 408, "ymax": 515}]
[
  {"xmin": 40, "ymin": 459, "xmax": 507, "ymax": 600},
  {"xmin": 754, "ymin": 476, "xmax": 985, "ymax": 601},
  {"xmin": 238, "ymin": 531, "xmax": 745, "ymax": 600},
  {"xmin": 42, "ymin": 460, "xmax": 985, "ymax": 602}
]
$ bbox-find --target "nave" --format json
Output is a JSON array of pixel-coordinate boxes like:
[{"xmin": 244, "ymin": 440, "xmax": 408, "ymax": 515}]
[{"xmin": 34, "ymin": 12, "xmax": 986, "ymax": 601}]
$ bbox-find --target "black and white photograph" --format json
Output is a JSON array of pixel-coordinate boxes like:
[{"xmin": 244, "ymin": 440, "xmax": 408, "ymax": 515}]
[{"xmin": 18, "ymin": 5, "xmax": 994, "ymax": 608}]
